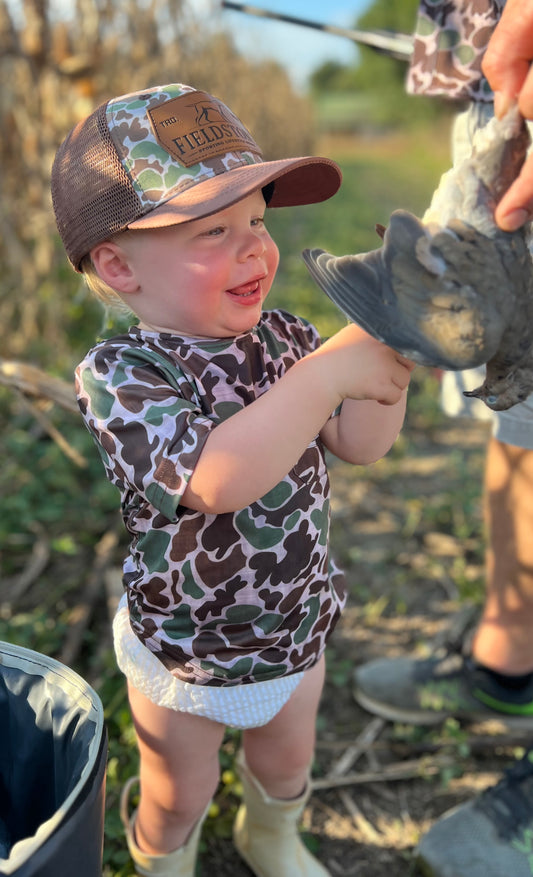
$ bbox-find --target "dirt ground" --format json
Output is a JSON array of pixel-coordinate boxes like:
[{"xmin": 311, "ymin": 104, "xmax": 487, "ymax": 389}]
[{"xmin": 200, "ymin": 399, "xmax": 532, "ymax": 877}]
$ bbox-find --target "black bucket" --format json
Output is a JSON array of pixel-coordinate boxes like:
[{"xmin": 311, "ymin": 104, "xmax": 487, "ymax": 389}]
[{"xmin": 0, "ymin": 641, "xmax": 107, "ymax": 876}]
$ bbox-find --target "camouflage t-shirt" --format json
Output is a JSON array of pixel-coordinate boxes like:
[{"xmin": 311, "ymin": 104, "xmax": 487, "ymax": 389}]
[
  {"xmin": 76, "ymin": 309, "xmax": 346, "ymax": 686},
  {"xmin": 406, "ymin": 0, "xmax": 505, "ymax": 101}
]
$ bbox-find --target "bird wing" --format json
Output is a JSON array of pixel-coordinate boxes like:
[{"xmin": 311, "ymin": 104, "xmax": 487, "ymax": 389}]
[
  {"xmin": 302, "ymin": 244, "xmax": 452, "ymax": 367},
  {"xmin": 303, "ymin": 210, "xmax": 513, "ymax": 370}
]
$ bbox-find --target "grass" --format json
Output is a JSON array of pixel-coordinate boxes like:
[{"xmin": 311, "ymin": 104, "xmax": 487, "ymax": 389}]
[{"xmin": 1, "ymin": 123, "xmax": 472, "ymax": 875}]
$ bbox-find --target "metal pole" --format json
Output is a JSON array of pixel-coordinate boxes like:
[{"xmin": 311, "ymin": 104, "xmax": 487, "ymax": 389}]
[{"xmin": 221, "ymin": 1, "xmax": 413, "ymax": 61}]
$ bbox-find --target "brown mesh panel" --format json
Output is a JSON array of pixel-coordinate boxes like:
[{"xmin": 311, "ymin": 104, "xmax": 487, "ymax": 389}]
[{"xmin": 51, "ymin": 102, "xmax": 143, "ymax": 269}]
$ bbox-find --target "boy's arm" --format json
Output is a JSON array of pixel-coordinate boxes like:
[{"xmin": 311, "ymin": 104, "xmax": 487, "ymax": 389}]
[
  {"xmin": 319, "ymin": 392, "xmax": 409, "ymax": 465},
  {"xmin": 182, "ymin": 325, "xmax": 413, "ymax": 514}
]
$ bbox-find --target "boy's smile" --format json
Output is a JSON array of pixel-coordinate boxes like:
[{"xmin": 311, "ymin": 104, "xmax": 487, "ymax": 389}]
[
  {"xmin": 226, "ymin": 275, "xmax": 266, "ymax": 303},
  {"xmin": 115, "ymin": 190, "xmax": 279, "ymax": 338}
]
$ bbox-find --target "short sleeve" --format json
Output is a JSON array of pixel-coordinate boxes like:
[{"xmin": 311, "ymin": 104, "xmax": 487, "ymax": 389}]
[{"xmin": 75, "ymin": 342, "xmax": 214, "ymax": 521}]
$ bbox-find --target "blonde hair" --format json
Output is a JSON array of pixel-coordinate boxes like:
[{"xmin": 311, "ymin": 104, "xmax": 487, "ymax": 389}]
[
  {"xmin": 79, "ymin": 230, "xmax": 137, "ymax": 313},
  {"xmin": 79, "ymin": 256, "xmax": 121, "ymax": 305}
]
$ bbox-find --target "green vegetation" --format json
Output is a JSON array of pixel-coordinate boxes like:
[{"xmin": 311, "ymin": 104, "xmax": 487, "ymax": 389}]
[{"xmin": 310, "ymin": 0, "xmax": 455, "ymax": 131}]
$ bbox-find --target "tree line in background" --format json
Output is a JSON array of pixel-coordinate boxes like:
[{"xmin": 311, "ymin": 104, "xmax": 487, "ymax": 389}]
[{"xmin": 310, "ymin": 0, "xmax": 451, "ymax": 129}]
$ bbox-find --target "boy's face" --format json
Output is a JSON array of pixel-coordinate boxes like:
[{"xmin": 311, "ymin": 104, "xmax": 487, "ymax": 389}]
[{"xmin": 115, "ymin": 189, "xmax": 279, "ymax": 337}]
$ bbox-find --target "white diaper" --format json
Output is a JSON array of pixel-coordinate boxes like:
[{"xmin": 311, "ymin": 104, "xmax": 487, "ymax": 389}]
[{"xmin": 113, "ymin": 595, "xmax": 304, "ymax": 728}]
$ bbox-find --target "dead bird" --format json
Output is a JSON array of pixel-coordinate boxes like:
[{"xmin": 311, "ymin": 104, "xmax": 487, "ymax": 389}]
[{"xmin": 302, "ymin": 106, "xmax": 533, "ymax": 410}]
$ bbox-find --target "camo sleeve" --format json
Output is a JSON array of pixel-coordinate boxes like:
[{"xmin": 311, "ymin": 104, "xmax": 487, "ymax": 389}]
[
  {"xmin": 75, "ymin": 337, "xmax": 214, "ymax": 522},
  {"xmin": 407, "ymin": 0, "xmax": 505, "ymax": 101}
]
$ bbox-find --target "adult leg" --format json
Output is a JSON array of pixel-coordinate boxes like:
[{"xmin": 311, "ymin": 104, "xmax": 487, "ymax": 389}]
[
  {"xmin": 473, "ymin": 439, "xmax": 533, "ymax": 674},
  {"xmin": 353, "ymin": 436, "xmax": 533, "ymax": 725},
  {"xmin": 413, "ymin": 440, "xmax": 533, "ymax": 875}
]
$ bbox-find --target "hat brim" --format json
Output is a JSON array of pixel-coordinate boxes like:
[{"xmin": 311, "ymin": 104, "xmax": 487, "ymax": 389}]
[{"xmin": 127, "ymin": 156, "xmax": 341, "ymax": 230}]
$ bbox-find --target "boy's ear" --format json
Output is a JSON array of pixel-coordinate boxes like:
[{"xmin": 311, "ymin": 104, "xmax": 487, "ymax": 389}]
[{"xmin": 90, "ymin": 241, "xmax": 139, "ymax": 295}]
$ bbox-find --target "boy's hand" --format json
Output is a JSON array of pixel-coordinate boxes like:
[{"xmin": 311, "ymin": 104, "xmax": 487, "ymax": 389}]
[{"xmin": 310, "ymin": 323, "xmax": 415, "ymax": 406}]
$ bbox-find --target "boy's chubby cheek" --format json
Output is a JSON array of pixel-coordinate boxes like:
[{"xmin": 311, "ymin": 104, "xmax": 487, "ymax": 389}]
[{"xmin": 264, "ymin": 246, "xmax": 280, "ymax": 294}]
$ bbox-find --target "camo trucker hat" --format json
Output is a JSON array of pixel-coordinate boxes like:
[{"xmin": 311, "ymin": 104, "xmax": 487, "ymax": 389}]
[{"xmin": 51, "ymin": 82, "xmax": 342, "ymax": 270}]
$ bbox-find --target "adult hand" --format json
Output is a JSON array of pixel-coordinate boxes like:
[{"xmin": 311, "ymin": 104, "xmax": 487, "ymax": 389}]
[{"xmin": 482, "ymin": 0, "xmax": 533, "ymax": 230}]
